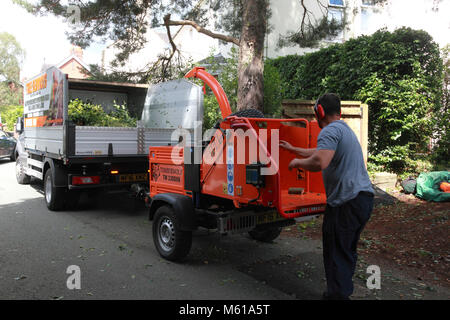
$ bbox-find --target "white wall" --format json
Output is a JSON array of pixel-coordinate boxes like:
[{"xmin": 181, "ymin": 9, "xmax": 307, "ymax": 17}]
[
  {"xmin": 102, "ymin": 0, "xmax": 449, "ymax": 73},
  {"xmin": 265, "ymin": 0, "xmax": 449, "ymax": 59},
  {"xmin": 265, "ymin": 0, "xmax": 389, "ymax": 58}
]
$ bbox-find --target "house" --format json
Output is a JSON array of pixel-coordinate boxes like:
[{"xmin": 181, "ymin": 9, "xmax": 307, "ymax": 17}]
[
  {"xmin": 196, "ymin": 53, "xmax": 228, "ymax": 77},
  {"xmin": 266, "ymin": 0, "xmax": 388, "ymax": 57},
  {"xmin": 40, "ymin": 45, "xmax": 92, "ymax": 79},
  {"xmin": 101, "ymin": 0, "xmax": 447, "ymax": 75},
  {"xmin": 101, "ymin": 1, "xmax": 390, "ymax": 74}
]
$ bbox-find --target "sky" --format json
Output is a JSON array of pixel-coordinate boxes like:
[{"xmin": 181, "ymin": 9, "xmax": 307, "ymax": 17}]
[
  {"xmin": 0, "ymin": 0, "xmax": 106, "ymax": 80},
  {"xmin": 382, "ymin": 0, "xmax": 449, "ymax": 45},
  {"xmin": 0, "ymin": 0, "xmax": 448, "ymax": 81}
]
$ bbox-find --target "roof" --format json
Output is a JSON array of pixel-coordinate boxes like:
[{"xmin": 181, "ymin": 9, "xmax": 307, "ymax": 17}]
[
  {"xmin": 40, "ymin": 54, "xmax": 92, "ymax": 75},
  {"xmin": 196, "ymin": 53, "xmax": 227, "ymax": 66},
  {"xmin": 196, "ymin": 53, "xmax": 227, "ymax": 75}
]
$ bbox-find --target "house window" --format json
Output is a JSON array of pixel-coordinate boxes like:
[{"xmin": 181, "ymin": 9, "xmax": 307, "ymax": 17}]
[
  {"xmin": 329, "ymin": 0, "xmax": 344, "ymax": 6},
  {"xmin": 362, "ymin": 0, "xmax": 375, "ymax": 5},
  {"xmin": 360, "ymin": 7, "xmax": 372, "ymax": 34},
  {"xmin": 327, "ymin": 7, "xmax": 344, "ymax": 40}
]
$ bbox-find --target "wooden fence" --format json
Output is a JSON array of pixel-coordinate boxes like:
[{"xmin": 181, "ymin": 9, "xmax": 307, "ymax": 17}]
[{"xmin": 281, "ymin": 100, "xmax": 369, "ymax": 165}]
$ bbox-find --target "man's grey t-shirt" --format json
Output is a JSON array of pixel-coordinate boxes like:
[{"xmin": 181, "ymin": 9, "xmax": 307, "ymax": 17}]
[{"xmin": 316, "ymin": 120, "xmax": 374, "ymax": 207}]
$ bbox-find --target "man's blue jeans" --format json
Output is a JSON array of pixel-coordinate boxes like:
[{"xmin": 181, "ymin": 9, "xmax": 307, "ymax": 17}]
[{"xmin": 322, "ymin": 191, "xmax": 374, "ymax": 299}]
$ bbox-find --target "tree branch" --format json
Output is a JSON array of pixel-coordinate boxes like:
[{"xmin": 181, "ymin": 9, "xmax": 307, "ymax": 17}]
[
  {"xmin": 163, "ymin": 14, "xmax": 239, "ymax": 46},
  {"xmin": 163, "ymin": 14, "xmax": 179, "ymax": 57}
]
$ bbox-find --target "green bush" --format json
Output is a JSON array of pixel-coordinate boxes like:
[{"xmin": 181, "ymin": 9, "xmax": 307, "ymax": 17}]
[
  {"xmin": 199, "ymin": 48, "xmax": 238, "ymax": 131},
  {"xmin": 0, "ymin": 105, "xmax": 22, "ymax": 131},
  {"xmin": 106, "ymin": 103, "xmax": 137, "ymax": 127},
  {"xmin": 68, "ymin": 99, "xmax": 136, "ymax": 127},
  {"xmin": 269, "ymin": 27, "xmax": 445, "ymax": 174},
  {"xmin": 431, "ymin": 44, "xmax": 450, "ymax": 166},
  {"xmin": 263, "ymin": 61, "xmax": 283, "ymax": 117}
]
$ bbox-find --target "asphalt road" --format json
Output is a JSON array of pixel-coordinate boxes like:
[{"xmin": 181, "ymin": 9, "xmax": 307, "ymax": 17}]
[
  {"xmin": 2, "ymin": 159, "xmax": 448, "ymax": 301},
  {"xmin": 0, "ymin": 158, "xmax": 324, "ymax": 300}
]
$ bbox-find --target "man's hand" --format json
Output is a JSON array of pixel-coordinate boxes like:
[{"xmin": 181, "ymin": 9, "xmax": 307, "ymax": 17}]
[
  {"xmin": 280, "ymin": 140, "xmax": 293, "ymax": 152},
  {"xmin": 287, "ymin": 149, "xmax": 335, "ymax": 172},
  {"xmin": 288, "ymin": 158, "xmax": 301, "ymax": 170},
  {"xmin": 280, "ymin": 140, "xmax": 316, "ymax": 158}
]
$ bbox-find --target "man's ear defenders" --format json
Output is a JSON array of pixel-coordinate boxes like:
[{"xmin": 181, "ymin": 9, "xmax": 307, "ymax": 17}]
[
  {"xmin": 314, "ymin": 100, "xmax": 325, "ymax": 120},
  {"xmin": 314, "ymin": 99, "xmax": 341, "ymax": 120}
]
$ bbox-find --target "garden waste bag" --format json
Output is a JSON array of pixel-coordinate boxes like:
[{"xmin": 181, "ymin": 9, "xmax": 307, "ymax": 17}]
[{"xmin": 415, "ymin": 171, "xmax": 450, "ymax": 202}]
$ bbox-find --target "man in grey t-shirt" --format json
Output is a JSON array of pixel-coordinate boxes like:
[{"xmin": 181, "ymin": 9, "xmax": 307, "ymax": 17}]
[{"xmin": 280, "ymin": 93, "xmax": 374, "ymax": 300}]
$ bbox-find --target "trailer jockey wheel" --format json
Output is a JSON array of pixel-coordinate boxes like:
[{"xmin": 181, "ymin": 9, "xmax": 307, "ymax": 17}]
[
  {"xmin": 152, "ymin": 205, "xmax": 192, "ymax": 261},
  {"xmin": 248, "ymin": 226, "xmax": 282, "ymax": 243}
]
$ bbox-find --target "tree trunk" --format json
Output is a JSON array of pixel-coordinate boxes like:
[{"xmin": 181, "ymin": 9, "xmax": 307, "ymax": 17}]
[{"xmin": 237, "ymin": 0, "xmax": 267, "ymax": 112}]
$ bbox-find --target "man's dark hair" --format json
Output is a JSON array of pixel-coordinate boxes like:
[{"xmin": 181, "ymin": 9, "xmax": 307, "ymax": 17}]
[{"xmin": 317, "ymin": 93, "xmax": 341, "ymax": 116}]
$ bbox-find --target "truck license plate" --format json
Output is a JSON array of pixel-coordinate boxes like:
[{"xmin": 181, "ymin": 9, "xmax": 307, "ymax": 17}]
[{"xmin": 119, "ymin": 173, "xmax": 148, "ymax": 183}]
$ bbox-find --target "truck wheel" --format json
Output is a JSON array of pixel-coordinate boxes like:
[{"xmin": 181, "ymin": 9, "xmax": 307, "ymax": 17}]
[
  {"xmin": 44, "ymin": 169, "xmax": 65, "ymax": 211},
  {"xmin": 152, "ymin": 205, "xmax": 192, "ymax": 261},
  {"xmin": 15, "ymin": 157, "xmax": 30, "ymax": 185},
  {"xmin": 249, "ymin": 226, "xmax": 282, "ymax": 243}
]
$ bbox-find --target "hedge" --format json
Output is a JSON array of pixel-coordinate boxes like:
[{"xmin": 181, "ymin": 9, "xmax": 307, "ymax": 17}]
[{"xmin": 268, "ymin": 27, "xmax": 445, "ymax": 172}]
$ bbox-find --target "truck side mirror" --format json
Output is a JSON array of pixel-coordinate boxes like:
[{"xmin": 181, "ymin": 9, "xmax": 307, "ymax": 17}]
[{"xmin": 16, "ymin": 117, "xmax": 23, "ymax": 134}]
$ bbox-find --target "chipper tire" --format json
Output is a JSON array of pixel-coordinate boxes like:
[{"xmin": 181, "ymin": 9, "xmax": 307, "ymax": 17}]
[
  {"xmin": 152, "ymin": 205, "xmax": 192, "ymax": 262},
  {"xmin": 249, "ymin": 226, "xmax": 282, "ymax": 243}
]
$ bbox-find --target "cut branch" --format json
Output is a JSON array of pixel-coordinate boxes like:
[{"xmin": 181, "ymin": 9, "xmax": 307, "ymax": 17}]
[
  {"xmin": 163, "ymin": 14, "xmax": 179, "ymax": 57},
  {"xmin": 161, "ymin": 14, "xmax": 181, "ymax": 79},
  {"xmin": 164, "ymin": 14, "xmax": 239, "ymax": 46}
]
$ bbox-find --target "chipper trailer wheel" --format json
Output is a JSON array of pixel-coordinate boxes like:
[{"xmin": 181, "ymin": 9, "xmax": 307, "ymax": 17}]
[
  {"xmin": 248, "ymin": 226, "xmax": 283, "ymax": 243},
  {"xmin": 152, "ymin": 205, "xmax": 192, "ymax": 261}
]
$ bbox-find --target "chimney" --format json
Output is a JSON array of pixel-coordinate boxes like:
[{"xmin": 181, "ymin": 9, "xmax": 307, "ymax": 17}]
[{"xmin": 70, "ymin": 45, "xmax": 83, "ymax": 60}]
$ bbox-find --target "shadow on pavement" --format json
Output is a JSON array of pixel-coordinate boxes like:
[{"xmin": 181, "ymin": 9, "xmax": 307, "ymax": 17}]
[
  {"xmin": 0, "ymin": 159, "xmax": 14, "ymax": 165},
  {"xmin": 237, "ymin": 251, "xmax": 326, "ymax": 300}
]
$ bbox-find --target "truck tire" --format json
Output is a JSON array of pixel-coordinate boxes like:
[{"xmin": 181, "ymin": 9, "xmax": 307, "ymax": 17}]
[
  {"xmin": 15, "ymin": 157, "xmax": 30, "ymax": 185},
  {"xmin": 152, "ymin": 205, "xmax": 192, "ymax": 261},
  {"xmin": 249, "ymin": 226, "xmax": 282, "ymax": 243},
  {"xmin": 44, "ymin": 169, "xmax": 65, "ymax": 211}
]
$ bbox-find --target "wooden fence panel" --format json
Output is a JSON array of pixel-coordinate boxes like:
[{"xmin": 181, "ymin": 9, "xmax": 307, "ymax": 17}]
[{"xmin": 281, "ymin": 100, "xmax": 368, "ymax": 165}]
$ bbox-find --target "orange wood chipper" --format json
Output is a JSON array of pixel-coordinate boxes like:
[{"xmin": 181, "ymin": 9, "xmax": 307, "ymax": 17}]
[{"xmin": 146, "ymin": 67, "xmax": 326, "ymax": 261}]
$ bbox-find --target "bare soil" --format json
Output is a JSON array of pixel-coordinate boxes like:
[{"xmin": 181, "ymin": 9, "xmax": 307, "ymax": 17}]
[{"xmin": 281, "ymin": 190, "xmax": 450, "ymax": 289}]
